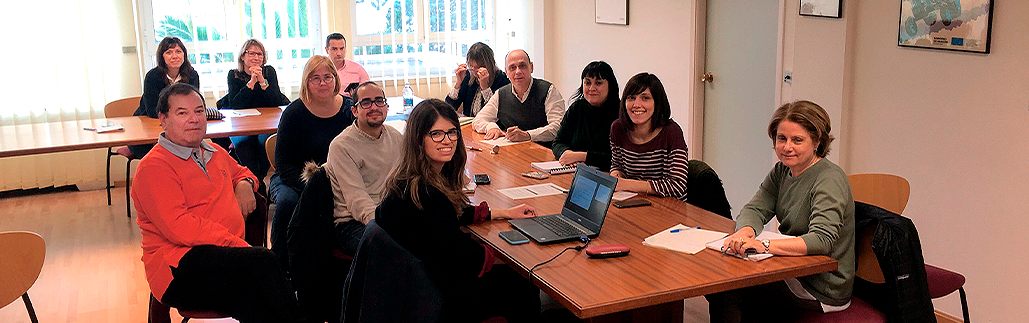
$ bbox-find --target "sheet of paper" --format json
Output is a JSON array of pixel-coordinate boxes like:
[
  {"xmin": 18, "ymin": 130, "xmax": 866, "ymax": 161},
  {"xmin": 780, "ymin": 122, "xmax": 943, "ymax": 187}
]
[
  {"xmin": 531, "ymin": 161, "xmax": 562, "ymax": 170},
  {"xmin": 220, "ymin": 109, "xmax": 262, "ymax": 117},
  {"xmin": 643, "ymin": 224, "xmax": 728, "ymax": 255},
  {"xmin": 480, "ymin": 137, "xmax": 523, "ymax": 146},
  {"xmin": 497, "ymin": 183, "xmax": 567, "ymax": 200},
  {"xmin": 611, "ymin": 191, "xmax": 638, "ymax": 202},
  {"xmin": 705, "ymin": 229, "xmax": 794, "ymax": 261}
]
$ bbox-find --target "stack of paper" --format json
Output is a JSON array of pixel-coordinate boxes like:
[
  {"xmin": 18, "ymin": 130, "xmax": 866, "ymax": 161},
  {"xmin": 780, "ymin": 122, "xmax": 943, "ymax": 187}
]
[
  {"xmin": 611, "ymin": 191, "xmax": 637, "ymax": 202},
  {"xmin": 643, "ymin": 224, "xmax": 728, "ymax": 255},
  {"xmin": 705, "ymin": 230, "xmax": 794, "ymax": 261},
  {"xmin": 219, "ymin": 109, "xmax": 262, "ymax": 117}
]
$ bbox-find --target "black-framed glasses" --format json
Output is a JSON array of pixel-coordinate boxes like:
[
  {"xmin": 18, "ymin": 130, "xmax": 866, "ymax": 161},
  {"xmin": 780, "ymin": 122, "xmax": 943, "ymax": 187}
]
[
  {"xmin": 357, "ymin": 97, "xmax": 388, "ymax": 109},
  {"xmin": 428, "ymin": 129, "xmax": 460, "ymax": 142}
]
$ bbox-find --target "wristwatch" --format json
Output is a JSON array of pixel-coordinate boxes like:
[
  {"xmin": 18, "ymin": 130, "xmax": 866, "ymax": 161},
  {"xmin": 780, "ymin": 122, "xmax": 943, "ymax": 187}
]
[
  {"xmin": 260, "ymin": 80, "xmax": 269, "ymax": 87},
  {"xmin": 760, "ymin": 239, "xmax": 771, "ymax": 253}
]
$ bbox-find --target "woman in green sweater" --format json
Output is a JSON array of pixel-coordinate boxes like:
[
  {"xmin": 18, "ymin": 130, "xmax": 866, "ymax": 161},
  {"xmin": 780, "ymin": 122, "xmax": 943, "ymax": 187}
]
[
  {"xmin": 551, "ymin": 61, "xmax": 620, "ymax": 171},
  {"xmin": 707, "ymin": 100, "xmax": 855, "ymax": 322}
]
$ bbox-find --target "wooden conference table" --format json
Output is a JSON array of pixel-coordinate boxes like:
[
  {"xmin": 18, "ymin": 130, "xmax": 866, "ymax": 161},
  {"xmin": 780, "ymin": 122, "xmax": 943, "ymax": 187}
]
[
  {"xmin": 461, "ymin": 129, "xmax": 837, "ymax": 322},
  {"xmin": 0, "ymin": 107, "xmax": 283, "ymax": 158}
]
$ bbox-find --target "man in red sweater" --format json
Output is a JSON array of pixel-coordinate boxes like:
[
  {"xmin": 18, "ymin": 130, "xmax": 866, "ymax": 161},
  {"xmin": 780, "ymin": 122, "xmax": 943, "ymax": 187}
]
[{"xmin": 131, "ymin": 83, "xmax": 306, "ymax": 323}]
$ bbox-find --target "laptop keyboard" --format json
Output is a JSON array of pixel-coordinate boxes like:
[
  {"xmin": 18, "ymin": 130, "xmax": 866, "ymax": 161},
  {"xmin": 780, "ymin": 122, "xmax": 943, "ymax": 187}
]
[{"xmin": 532, "ymin": 216, "xmax": 584, "ymax": 237}]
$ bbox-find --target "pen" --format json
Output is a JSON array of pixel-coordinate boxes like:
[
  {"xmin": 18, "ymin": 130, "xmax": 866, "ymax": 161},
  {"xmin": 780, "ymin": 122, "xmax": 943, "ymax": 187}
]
[
  {"xmin": 466, "ymin": 146, "xmax": 482, "ymax": 151},
  {"xmin": 525, "ymin": 188, "xmax": 538, "ymax": 195},
  {"xmin": 669, "ymin": 226, "xmax": 701, "ymax": 233}
]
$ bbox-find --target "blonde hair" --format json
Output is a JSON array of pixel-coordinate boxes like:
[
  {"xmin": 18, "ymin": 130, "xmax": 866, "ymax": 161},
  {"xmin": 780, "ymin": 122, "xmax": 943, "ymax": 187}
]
[
  {"xmin": 299, "ymin": 55, "xmax": 340, "ymax": 104},
  {"xmin": 234, "ymin": 39, "xmax": 268, "ymax": 80},
  {"xmin": 767, "ymin": 100, "xmax": 835, "ymax": 157}
]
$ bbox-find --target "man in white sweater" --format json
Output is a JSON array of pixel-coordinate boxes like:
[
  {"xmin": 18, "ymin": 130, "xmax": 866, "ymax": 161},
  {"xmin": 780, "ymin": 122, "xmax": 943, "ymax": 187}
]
[{"xmin": 324, "ymin": 81, "xmax": 403, "ymax": 255}]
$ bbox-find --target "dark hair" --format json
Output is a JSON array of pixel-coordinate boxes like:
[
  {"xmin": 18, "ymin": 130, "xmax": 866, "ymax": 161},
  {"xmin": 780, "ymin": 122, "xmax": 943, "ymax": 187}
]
[
  {"xmin": 326, "ymin": 32, "xmax": 346, "ymax": 47},
  {"xmin": 571, "ymin": 61, "xmax": 619, "ymax": 109},
  {"xmin": 768, "ymin": 100, "xmax": 835, "ymax": 157},
  {"xmin": 465, "ymin": 42, "xmax": 500, "ymax": 87},
  {"xmin": 156, "ymin": 37, "xmax": 196, "ymax": 85},
  {"xmin": 384, "ymin": 99, "xmax": 469, "ymax": 214},
  {"xmin": 157, "ymin": 83, "xmax": 204, "ymax": 115},
  {"xmin": 619, "ymin": 72, "xmax": 671, "ymax": 132},
  {"xmin": 234, "ymin": 39, "xmax": 268, "ymax": 80},
  {"xmin": 353, "ymin": 81, "xmax": 383, "ymax": 102}
]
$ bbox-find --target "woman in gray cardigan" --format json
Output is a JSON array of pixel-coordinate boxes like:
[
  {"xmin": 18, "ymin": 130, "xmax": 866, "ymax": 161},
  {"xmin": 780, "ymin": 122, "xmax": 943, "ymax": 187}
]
[{"xmin": 707, "ymin": 100, "xmax": 856, "ymax": 322}]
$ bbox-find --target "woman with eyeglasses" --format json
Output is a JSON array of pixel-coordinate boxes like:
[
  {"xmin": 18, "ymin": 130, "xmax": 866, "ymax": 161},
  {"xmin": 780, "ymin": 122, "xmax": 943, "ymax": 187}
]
[
  {"xmin": 220, "ymin": 39, "xmax": 290, "ymax": 186},
  {"xmin": 129, "ymin": 36, "xmax": 200, "ymax": 157},
  {"xmin": 268, "ymin": 55, "xmax": 354, "ymax": 270},
  {"xmin": 445, "ymin": 42, "xmax": 510, "ymax": 116},
  {"xmin": 375, "ymin": 99, "xmax": 541, "ymax": 322}
]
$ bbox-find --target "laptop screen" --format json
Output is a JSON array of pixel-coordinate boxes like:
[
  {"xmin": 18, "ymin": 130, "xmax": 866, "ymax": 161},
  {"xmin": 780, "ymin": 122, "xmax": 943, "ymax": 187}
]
[{"xmin": 562, "ymin": 165, "xmax": 617, "ymax": 232}]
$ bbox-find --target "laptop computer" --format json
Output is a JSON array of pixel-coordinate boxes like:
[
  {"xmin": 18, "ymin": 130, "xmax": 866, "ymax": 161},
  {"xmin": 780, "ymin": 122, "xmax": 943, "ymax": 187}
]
[{"xmin": 508, "ymin": 165, "xmax": 618, "ymax": 244}]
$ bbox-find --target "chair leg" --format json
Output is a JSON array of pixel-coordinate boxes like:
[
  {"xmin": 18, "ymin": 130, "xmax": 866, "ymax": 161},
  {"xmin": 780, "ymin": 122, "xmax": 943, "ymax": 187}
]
[
  {"xmin": 106, "ymin": 149, "xmax": 113, "ymax": 205},
  {"xmin": 959, "ymin": 287, "xmax": 970, "ymax": 323},
  {"xmin": 126, "ymin": 159, "xmax": 133, "ymax": 218},
  {"xmin": 22, "ymin": 293, "xmax": 39, "ymax": 323},
  {"xmin": 149, "ymin": 293, "xmax": 173, "ymax": 323}
]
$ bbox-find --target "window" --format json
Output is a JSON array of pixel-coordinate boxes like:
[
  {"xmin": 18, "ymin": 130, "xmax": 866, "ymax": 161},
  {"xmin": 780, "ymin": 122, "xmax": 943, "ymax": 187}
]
[
  {"xmin": 138, "ymin": 0, "xmax": 322, "ymax": 95},
  {"xmin": 351, "ymin": 0, "xmax": 495, "ymax": 80}
]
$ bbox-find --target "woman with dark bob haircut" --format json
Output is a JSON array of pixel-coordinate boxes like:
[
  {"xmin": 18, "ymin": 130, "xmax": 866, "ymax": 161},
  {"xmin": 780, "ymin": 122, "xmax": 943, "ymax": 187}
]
[
  {"xmin": 707, "ymin": 100, "xmax": 855, "ymax": 322},
  {"xmin": 551, "ymin": 61, "xmax": 620, "ymax": 171},
  {"xmin": 608, "ymin": 72, "xmax": 689, "ymax": 201},
  {"xmin": 374, "ymin": 99, "xmax": 542, "ymax": 322},
  {"xmin": 445, "ymin": 42, "xmax": 511, "ymax": 116},
  {"xmin": 129, "ymin": 36, "xmax": 200, "ymax": 157}
]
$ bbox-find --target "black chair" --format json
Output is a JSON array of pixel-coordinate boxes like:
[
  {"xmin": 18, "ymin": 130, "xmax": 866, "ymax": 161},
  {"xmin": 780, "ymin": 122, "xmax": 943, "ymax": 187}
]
[
  {"xmin": 342, "ymin": 220, "xmax": 444, "ymax": 323},
  {"xmin": 686, "ymin": 159, "xmax": 732, "ymax": 219},
  {"xmin": 286, "ymin": 165, "xmax": 352, "ymax": 322}
]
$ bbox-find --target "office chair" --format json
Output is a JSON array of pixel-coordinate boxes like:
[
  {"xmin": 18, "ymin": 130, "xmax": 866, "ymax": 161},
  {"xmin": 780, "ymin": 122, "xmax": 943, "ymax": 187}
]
[
  {"xmin": 686, "ymin": 159, "xmax": 732, "ymax": 219},
  {"xmin": 0, "ymin": 231, "xmax": 46, "ymax": 323},
  {"xmin": 848, "ymin": 173, "xmax": 969, "ymax": 322},
  {"xmin": 264, "ymin": 134, "xmax": 277, "ymax": 179},
  {"xmin": 104, "ymin": 96, "xmax": 143, "ymax": 217}
]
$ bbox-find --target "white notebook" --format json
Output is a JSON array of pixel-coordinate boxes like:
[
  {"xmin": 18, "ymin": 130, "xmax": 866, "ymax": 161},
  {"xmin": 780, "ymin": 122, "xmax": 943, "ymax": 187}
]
[
  {"xmin": 643, "ymin": 224, "xmax": 729, "ymax": 255},
  {"xmin": 705, "ymin": 229, "xmax": 794, "ymax": 261},
  {"xmin": 531, "ymin": 161, "xmax": 576, "ymax": 175}
]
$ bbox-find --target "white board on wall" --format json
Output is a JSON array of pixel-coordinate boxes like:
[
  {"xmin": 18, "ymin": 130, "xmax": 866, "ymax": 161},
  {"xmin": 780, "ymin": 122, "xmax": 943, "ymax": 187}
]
[{"xmin": 596, "ymin": 0, "xmax": 628, "ymax": 25}]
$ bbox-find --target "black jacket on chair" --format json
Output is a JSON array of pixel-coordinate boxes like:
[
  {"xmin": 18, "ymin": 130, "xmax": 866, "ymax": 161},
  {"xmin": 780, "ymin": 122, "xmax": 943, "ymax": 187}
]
[
  {"xmin": 342, "ymin": 220, "xmax": 444, "ymax": 323},
  {"xmin": 285, "ymin": 165, "xmax": 349, "ymax": 322},
  {"xmin": 686, "ymin": 160, "xmax": 732, "ymax": 219},
  {"xmin": 854, "ymin": 202, "xmax": 936, "ymax": 323}
]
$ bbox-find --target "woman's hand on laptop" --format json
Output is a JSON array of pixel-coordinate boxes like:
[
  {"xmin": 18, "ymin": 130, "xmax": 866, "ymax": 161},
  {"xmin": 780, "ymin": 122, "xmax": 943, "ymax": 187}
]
[{"xmin": 494, "ymin": 204, "xmax": 537, "ymax": 220}]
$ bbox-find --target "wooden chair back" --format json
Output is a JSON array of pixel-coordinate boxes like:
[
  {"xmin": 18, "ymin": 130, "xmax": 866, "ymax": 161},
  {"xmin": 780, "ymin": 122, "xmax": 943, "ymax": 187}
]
[
  {"xmin": 265, "ymin": 133, "xmax": 277, "ymax": 176},
  {"xmin": 0, "ymin": 231, "xmax": 46, "ymax": 308},
  {"xmin": 104, "ymin": 96, "xmax": 142, "ymax": 118},
  {"xmin": 848, "ymin": 173, "xmax": 909, "ymax": 284}
]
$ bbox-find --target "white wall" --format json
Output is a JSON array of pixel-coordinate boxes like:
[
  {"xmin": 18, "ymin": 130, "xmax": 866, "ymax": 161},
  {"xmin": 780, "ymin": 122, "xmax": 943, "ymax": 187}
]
[
  {"xmin": 543, "ymin": 0, "xmax": 698, "ymax": 145},
  {"xmin": 786, "ymin": 0, "xmax": 1029, "ymax": 321}
]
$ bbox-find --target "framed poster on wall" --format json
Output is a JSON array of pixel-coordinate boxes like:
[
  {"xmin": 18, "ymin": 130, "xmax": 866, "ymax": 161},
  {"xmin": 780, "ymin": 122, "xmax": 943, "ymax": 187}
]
[
  {"xmin": 800, "ymin": 0, "xmax": 842, "ymax": 18},
  {"xmin": 898, "ymin": 0, "xmax": 994, "ymax": 53}
]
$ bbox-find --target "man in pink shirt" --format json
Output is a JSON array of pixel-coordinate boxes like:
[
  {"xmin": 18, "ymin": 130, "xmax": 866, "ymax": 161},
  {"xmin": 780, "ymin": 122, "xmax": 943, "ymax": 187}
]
[{"xmin": 325, "ymin": 33, "xmax": 370, "ymax": 97}]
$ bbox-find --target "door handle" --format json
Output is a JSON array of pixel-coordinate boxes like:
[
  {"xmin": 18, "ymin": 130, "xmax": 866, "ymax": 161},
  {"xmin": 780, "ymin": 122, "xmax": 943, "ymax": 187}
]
[{"xmin": 701, "ymin": 72, "xmax": 714, "ymax": 83}]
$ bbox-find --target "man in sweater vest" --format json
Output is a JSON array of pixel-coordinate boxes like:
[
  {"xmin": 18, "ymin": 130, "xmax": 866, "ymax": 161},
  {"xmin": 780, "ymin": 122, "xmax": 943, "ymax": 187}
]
[
  {"xmin": 131, "ymin": 83, "xmax": 305, "ymax": 322},
  {"xmin": 471, "ymin": 49, "xmax": 565, "ymax": 146}
]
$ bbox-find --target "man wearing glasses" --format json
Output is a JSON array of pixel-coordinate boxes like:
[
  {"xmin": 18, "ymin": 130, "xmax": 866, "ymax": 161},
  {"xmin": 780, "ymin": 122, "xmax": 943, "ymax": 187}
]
[{"xmin": 325, "ymin": 81, "xmax": 403, "ymax": 255}]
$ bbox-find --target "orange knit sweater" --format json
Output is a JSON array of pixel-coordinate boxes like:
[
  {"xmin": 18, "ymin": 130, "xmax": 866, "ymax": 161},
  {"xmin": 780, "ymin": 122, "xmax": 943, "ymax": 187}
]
[{"xmin": 131, "ymin": 144, "xmax": 257, "ymax": 301}]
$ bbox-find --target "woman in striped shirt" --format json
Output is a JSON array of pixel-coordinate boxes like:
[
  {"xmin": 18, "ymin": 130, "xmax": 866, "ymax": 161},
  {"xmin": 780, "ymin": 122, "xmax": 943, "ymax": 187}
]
[{"xmin": 609, "ymin": 72, "xmax": 689, "ymax": 201}]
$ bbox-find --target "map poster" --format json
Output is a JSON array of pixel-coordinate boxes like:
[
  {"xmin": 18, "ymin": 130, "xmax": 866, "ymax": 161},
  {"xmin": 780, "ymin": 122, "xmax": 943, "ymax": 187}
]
[{"xmin": 898, "ymin": 0, "xmax": 994, "ymax": 53}]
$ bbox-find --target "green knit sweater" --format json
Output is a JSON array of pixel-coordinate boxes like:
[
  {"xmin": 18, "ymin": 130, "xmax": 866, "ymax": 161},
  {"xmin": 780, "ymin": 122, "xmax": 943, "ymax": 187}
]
[{"xmin": 736, "ymin": 158, "xmax": 855, "ymax": 306}]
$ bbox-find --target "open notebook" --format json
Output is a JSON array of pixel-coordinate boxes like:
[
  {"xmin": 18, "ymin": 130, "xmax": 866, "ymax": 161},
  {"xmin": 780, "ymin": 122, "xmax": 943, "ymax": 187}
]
[
  {"xmin": 531, "ymin": 161, "xmax": 576, "ymax": 175},
  {"xmin": 705, "ymin": 229, "xmax": 794, "ymax": 261}
]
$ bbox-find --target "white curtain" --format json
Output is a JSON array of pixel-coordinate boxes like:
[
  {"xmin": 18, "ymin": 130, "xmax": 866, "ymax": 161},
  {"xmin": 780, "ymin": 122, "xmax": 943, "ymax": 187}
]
[{"xmin": 0, "ymin": 0, "xmax": 137, "ymax": 191}]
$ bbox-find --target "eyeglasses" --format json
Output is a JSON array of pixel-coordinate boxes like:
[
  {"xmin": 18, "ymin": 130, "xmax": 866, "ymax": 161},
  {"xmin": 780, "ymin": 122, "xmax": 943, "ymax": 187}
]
[
  {"xmin": 244, "ymin": 51, "xmax": 264, "ymax": 57},
  {"xmin": 308, "ymin": 75, "xmax": 335, "ymax": 84},
  {"xmin": 357, "ymin": 97, "xmax": 388, "ymax": 109},
  {"xmin": 428, "ymin": 129, "xmax": 460, "ymax": 142}
]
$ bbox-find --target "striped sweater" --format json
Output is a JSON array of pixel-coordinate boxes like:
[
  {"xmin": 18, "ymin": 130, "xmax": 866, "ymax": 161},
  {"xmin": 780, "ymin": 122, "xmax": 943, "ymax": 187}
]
[{"xmin": 609, "ymin": 119, "xmax": 689, "ymax": 201}]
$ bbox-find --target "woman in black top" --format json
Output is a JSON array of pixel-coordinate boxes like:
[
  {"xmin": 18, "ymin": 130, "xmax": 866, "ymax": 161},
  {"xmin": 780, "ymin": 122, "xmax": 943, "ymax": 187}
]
[
  {"xmin": 375, "ymin": 99, "xmax": 540, "ymax": 323},
  {"xmin": 444, "ymin": 42, "xmax": 510, "ymax": 116},
  {"xmin": 268, "ymin": 55, "xmax": 354, "ymax": 270},
  {"xmin": 221, "ymin": 39, "xmax": 290, "ymax": 181},
  {"xmin": 129, "ymin": 36, "xmax": 200, "ymax": 157},
  {"xmin": 551, "ymin": 61, "xmax": 620, "ymax": 171}
]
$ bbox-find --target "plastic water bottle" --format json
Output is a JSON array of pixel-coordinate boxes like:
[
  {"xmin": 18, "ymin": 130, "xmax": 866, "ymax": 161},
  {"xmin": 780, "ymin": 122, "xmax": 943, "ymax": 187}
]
[{"xmin": 403, "ymin": 84, "xmax": 414, "ymax": 113}]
